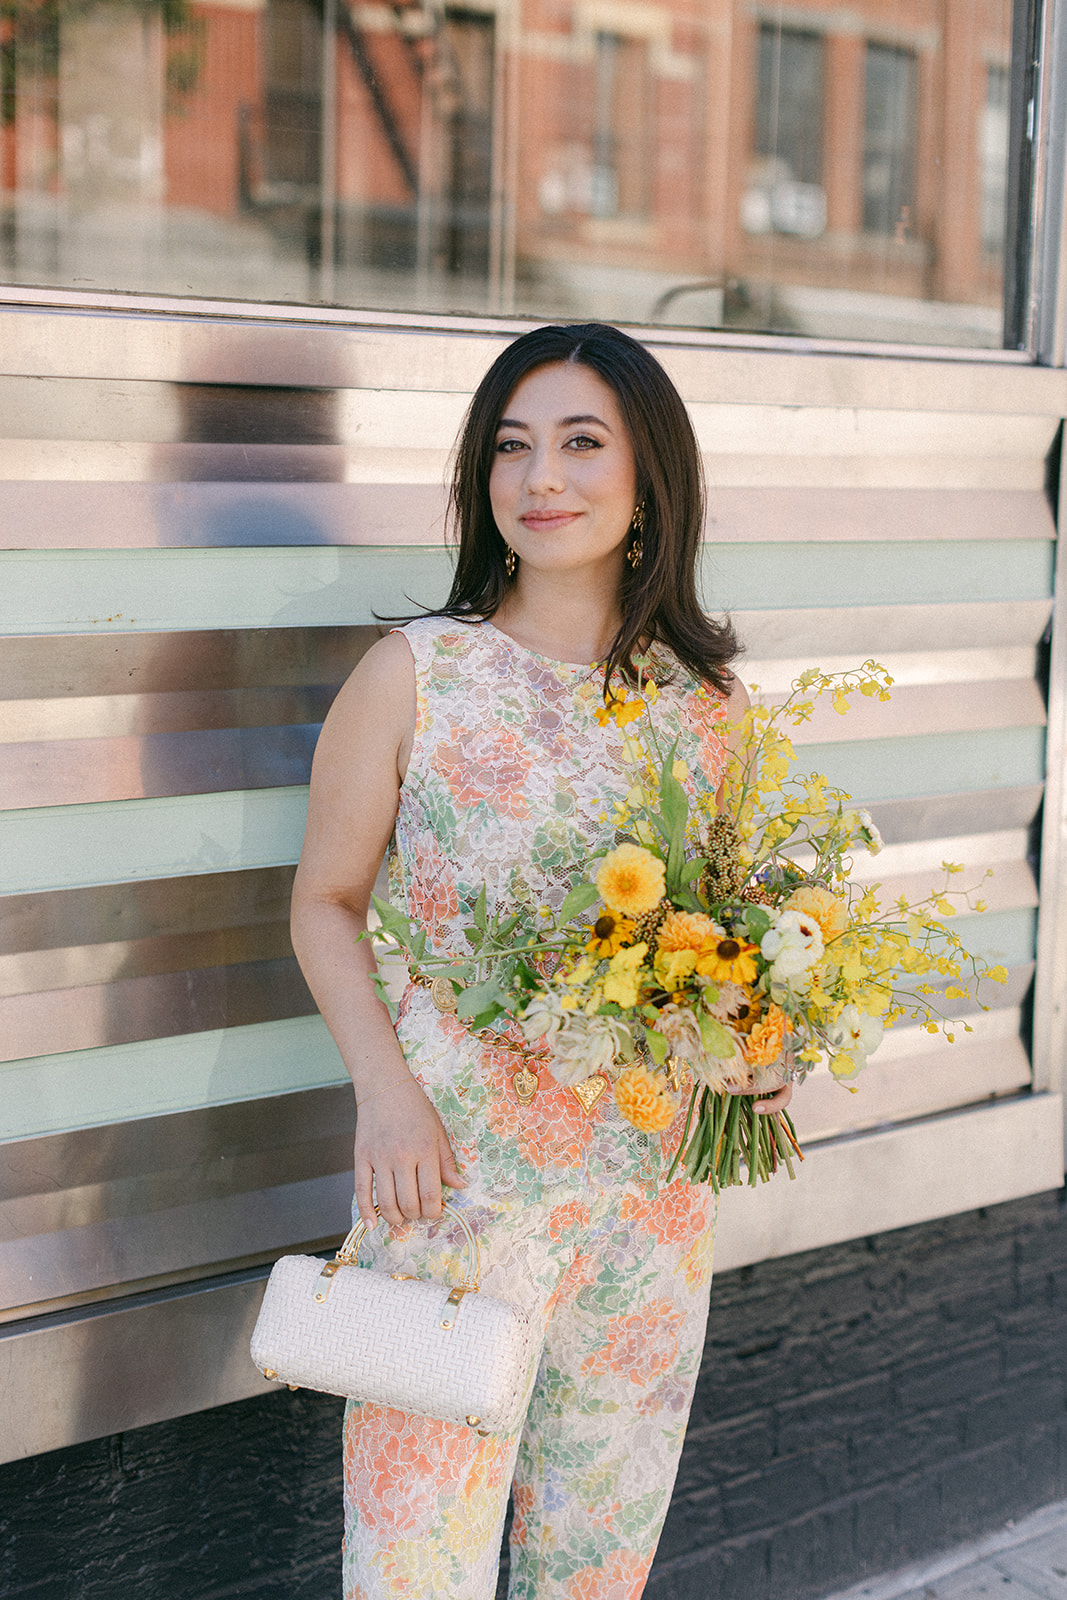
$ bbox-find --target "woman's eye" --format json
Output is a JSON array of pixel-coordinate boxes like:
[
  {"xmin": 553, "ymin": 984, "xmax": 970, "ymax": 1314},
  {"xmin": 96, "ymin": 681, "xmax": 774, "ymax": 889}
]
[
  {"xmin": 568, "ymin": 434, "xmax": 601, "ymax": 450},
  {"xmin": 495, "ymin": 437, "xmax": 525, "ymax": 453}
]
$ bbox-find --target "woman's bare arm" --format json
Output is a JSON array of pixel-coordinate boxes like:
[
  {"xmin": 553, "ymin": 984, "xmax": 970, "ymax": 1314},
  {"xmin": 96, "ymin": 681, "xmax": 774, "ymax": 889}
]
[{"xmin": 290, "ymin": 633, "xmax": 465, "ymax": 1227}]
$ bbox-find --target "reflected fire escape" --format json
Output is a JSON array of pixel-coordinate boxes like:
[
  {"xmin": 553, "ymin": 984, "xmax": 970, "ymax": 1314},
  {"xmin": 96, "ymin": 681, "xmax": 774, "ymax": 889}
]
[{"xmin": 236, "ymin": 0, "xmax": 494, "ymax": 299}]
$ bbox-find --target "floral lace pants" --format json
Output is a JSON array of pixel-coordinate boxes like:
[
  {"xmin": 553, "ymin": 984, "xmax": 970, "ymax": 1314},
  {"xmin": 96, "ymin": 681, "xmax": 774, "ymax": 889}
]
[{"xmin": 341, "ymin": 1176, "xmax": 717, "ymax": 1600}]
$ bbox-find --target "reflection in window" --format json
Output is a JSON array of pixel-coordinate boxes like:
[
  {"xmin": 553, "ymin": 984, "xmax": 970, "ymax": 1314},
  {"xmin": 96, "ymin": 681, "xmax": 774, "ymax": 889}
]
[
  {"xmin": 863, "ymin": 42, "xmax": 917, "ymax": 238},
  {"xmin": 0, "ymin": 0, "xmax": 1026, "ymax": 347},
  {"xmin": 982, "ymin": 63, "xmax": 1010, "ymax": 258},
  {"xmin": 592, "ymin": 32, "xmax": 650, "ymax": 219}
]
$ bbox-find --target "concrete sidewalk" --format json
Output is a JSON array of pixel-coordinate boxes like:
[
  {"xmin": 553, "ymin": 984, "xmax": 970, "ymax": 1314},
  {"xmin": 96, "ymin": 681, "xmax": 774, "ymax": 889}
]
[{"xmin": 821, "ymin": 1499, "xmax": 1067, "ymax": 1600}]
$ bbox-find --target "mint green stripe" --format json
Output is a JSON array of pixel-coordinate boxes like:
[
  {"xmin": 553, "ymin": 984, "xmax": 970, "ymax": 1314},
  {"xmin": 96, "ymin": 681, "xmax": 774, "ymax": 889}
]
[
  {"xmin": 798, "ymin": 727, "xmax": 1045, "ymax": 802},
  {"xmin": 0, "ymin": 787, "xmax": 308, "ymax": 894},
  {"xmin": 951, "ymin": 908, "xmax": 1037, "ymax": 965},
  {"xmin": 0, "ymin": 548, "xmax": 454, "ymax": 633},
  {"xmin": 0, "ymin": 1016, "xmax": 346, "ymax": 1142},
  {"xmin": 701, "ymin": 541, "xmax": 1054, "ymax": 611}
]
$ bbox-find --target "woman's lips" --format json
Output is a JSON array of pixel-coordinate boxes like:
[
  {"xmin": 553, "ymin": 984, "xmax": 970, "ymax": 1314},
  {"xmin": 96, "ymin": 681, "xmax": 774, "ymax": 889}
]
[{"xmin": 520, "ymin": 510, "xmax": 580, "ymax": 530}]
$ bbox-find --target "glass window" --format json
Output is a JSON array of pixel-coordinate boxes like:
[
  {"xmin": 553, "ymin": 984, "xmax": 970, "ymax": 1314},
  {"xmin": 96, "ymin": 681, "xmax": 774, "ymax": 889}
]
[
  {"xmin": 863, "ymin": 43, "xmax": 917, "ymax": 238},
  {"xmin": 0, "ymin": 0, "xmax": 1028, "ymax": 348}
]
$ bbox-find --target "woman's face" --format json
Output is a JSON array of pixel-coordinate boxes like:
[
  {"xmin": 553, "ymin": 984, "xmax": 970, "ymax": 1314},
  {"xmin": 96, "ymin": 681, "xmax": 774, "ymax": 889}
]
[{"xmin": 488, "ymin": 361, "xmax": 638, "ymax": 585}]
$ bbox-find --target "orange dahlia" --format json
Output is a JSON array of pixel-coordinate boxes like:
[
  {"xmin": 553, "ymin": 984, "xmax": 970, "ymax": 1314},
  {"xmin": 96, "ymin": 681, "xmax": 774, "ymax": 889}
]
[
  {"xmin": 743, "ymin": 1003, "xmax": 788, "ymax": 1066},
  {"xmin": 614, "ymin": 1063, "xmax": 678, "ymax": 1133},
  {"xmin": 657, "ymin": 910, "xmax": 720, "ymax": 953}
]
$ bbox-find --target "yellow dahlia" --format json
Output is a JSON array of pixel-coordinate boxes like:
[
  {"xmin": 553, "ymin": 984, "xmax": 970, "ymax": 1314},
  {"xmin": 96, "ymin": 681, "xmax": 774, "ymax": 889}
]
[
  {"xmin": 785, "ymin": 885, "xmax": 849, "ymax": 944},
  {"xmin": 657, "ymin": 910, "xmax": 719, "ymax": 953},
  {"xmin": 596, "ymin": 844, "xmax": 665, "ymax": 918},
  {"xmin": 696, "ymin": 935, "xmax": 760, "ymax": 985},
  {"xmin": 614, "ymin": 1063, "xmax": 678, "ymax": 1133},
  {"xmin": 743, "ymin": 1003, "xmax": 788, "ymax": 1067}
]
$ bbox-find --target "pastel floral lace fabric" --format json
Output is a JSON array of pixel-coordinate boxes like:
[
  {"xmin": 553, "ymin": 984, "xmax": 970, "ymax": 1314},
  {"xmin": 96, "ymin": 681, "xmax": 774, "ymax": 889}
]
[
  {"xmin": 344, "ymin": 1178, "xmax": 718, "ymax": 1600},
  {"xmin": 386, "ymin": 617, "xmax": 730, "ymax": 1203},
  {"xmin": 342, "ymin": 617, "xmax": 729, "ymax": 1599}
]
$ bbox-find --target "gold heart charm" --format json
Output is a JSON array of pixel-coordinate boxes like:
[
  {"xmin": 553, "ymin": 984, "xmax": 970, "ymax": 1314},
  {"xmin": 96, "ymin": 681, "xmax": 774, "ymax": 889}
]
[
  {"xmin": 512, "ymin": 1065, "xmax": 539, "ymax": 1103},
  {"xmin": 571, "ymin": 1073, "xmax": 609, "ymax": 1114},
  {"xmin": 429, "ymin": 976, "xmax": 459, "ymax": 1014}
]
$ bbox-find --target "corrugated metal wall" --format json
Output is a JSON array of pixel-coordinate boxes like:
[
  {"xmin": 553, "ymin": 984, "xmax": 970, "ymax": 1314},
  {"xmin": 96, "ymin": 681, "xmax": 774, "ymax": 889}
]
[{"xmin": 1, "ymin": 305, "xmax": 1064, "ymax": 1461}]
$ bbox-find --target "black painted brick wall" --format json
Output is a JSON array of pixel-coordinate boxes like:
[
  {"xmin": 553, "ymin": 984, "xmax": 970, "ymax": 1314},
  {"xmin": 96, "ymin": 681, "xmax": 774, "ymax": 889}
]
[{"xmin": 1, "ymin": 1188, "xmax": 1064, "ymax": 1600}]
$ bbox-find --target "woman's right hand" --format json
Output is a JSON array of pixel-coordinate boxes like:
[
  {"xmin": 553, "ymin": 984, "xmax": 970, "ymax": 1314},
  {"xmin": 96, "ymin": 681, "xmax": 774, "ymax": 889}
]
[{"xmin": 353, "ymin": 1073, "xmax": 467, "ymax": 1227}]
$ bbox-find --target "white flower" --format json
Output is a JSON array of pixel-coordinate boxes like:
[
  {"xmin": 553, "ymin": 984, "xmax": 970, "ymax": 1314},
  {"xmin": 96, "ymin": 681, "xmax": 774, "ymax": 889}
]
[
  {"xmin": 843, "ymin": 807, "xmax": 883, "ymax": 855},
  {"xmin": 547, "ymin": 1013, "xmax": 632, "ymax": 1087},
  {"xmin": 761, "ymin": 909, "xmax": 824, "ymax": 981},
  {"xmin": 652, "ymin": 1003, "xmax": 705, "ymax": 1063},
  {"xmin": 827, "ymin": 1006, "xmax": 884, "ymax": 1074},
  {"xmin": 519, "ymin": 989, "xmax": 566, "ymax": 1044}
]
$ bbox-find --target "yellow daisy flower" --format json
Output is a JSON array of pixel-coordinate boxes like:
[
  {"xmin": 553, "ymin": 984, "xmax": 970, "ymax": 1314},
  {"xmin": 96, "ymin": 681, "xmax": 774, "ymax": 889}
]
[
  {"xmin": 585, "ymin": 912, "xmax": 635, "ymax": 958},
  {"xmin": 596, "ymin": 844, "xmax": 665, "ymax": 918},
  {"xmin": 696, "ymin": 935, "xmax": 760, "ymax": 985}
]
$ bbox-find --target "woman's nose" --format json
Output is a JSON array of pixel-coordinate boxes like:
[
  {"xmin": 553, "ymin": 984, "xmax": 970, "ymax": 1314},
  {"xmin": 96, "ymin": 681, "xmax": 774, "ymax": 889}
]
[{"xmin": 524, "ymin": 444, "xmax": 565, "ymax": 494}]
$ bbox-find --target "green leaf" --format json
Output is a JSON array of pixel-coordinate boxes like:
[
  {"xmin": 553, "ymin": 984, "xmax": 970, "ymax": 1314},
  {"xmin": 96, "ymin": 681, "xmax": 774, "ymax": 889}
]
[
  {"xmin": 681, "ymin": 856, "xmax": 708, "ymax": 884},
  {"xmin": 472, "ymin": 884, "xmax": 488, "ymax": 933},
  {"xmin": 558, "ymin": 882, "xmax": 600, "ymax": 925},
  {"xmin": 739, "ymin": 904, "xmax": 772, "ymax": 944},
  {"xmin": 369, "ymin": 895, "xmax": 415, "ymax": 946},
  {"xmin": 456, "ymin": 977, "xmax": 508, "ymax": 1022},
  {"xmin": 698, "ymin": 1009, "xmax": 737, "ymax": 1059},
  {"xmin": 371, "ymin": 971, "xmax": 399, "ymax": 1021},
  {"xmin": 643, "ymin": 1025, "xmax": 669, "ymax": 1063}
]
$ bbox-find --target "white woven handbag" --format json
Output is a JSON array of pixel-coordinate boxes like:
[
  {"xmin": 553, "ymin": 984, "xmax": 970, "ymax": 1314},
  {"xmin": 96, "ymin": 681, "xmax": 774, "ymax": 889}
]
[{"xmin": 250, "ymin": 1204, "xmax": 540, "ymax": 1434}]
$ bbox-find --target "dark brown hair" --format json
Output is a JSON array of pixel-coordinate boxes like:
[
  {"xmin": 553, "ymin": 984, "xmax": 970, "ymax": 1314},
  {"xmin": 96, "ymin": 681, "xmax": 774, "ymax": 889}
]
[{"xmin": 430, "ymin": 322, "xmax": 738, "ymax": 693}]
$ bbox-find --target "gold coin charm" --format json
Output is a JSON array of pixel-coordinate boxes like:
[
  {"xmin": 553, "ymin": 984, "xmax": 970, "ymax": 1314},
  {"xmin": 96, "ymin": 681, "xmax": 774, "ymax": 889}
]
[
  {"xmin": 512, "ymin": 1065, "xmax": 539, "ymax": 1103},
  {"xmin": 572, "ymin": 1073, "xmax": 610, "ymax": 1114},
  {"xmin": 429, "ymin": 975, "xmax": 459, "ymax": 1014}
]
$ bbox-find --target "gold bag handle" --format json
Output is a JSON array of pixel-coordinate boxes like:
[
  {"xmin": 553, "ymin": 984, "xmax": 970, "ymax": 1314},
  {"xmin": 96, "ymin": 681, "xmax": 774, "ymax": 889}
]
[{"xmin": 314, "ymin": 1201, "xmax": 480, "ymax": 1313}]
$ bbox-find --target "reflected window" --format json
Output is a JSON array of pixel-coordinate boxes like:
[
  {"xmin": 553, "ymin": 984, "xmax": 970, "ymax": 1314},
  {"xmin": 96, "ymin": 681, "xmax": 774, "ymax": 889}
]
[
  {"xmin": 592, "ymin": 31, "xmax": 650, "ymax": 219},
  {"xmin": 982, "ymin": 63, "xmax": 1010, "ymax": 258},
  {"xmin": 0, "ymin": 0, "xmax": 1033, "ymax": 349},
  {"xmin": 863, "ymin": 42, "xmax": 917, "ymax": 238}
]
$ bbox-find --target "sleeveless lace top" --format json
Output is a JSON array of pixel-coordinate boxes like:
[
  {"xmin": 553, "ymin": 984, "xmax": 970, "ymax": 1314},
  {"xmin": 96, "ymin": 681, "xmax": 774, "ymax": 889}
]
[
  {"xmin": 389, "ymin": 616, "xmax": 729, "ymax": 955},
  {"xmin": 386, "ymin": 616, "xmax": 730, "ymax": 1200}
]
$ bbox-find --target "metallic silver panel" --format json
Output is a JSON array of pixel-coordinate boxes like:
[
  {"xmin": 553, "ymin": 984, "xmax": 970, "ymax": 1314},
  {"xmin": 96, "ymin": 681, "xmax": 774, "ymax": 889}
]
[
  {"xmin": 865, "ymin": 786, "xmax": 1045, "ymax": 847},
  {"xmin": 0, "ymin": 1269, "xmax": 277, "ymax": 1463},
  {"xmin": 0, "ymin": 482, "xmax": 1052, "ymax": 548},
  {"xmin": 0, "ymin": 866, "xmax": 297, "ymax": 958},
  {"xmin": 2, "ymin": 724, "xmax": 321, "ymax": 810},
  {"xmin": 1, "ymin": 626, "xmax": 373, "ymax": 698},
  {"xmin": 0, "ymin": 866, "xmax": 307, "ymax": 1055},
  {"xmin": 0, "ymin": 1087, "xmax": 354, "ymax": 1318},
  {"xmin": 739, "ymin": 600, "xmax": 1053, "ymax": 658},
  {"xmin": 0, "ymin": 957, "xmax": 316, "ymax": 1061},
  {"xmin": 0, "ymin": 482, "xmax": 447, "ymax": 543},
  {"xmin": 9, "ymin": 686, "xmax": 337, "ymax": 742},
  {"xmin": 3, "ymin": 301, "xmax": 1066, "ymax": 413}
]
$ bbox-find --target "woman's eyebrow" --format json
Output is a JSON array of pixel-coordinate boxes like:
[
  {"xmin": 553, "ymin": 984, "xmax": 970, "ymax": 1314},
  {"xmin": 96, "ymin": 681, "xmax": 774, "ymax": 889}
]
[{"xmin": 495, "ymin": 413, "xmax": 611, "ymax": 430}]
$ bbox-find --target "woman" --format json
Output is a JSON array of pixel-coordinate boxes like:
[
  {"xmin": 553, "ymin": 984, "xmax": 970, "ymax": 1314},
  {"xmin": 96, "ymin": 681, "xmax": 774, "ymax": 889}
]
[{"xmin": 290, "ymin": 322, "xmax": 792, "ymax": 1600}]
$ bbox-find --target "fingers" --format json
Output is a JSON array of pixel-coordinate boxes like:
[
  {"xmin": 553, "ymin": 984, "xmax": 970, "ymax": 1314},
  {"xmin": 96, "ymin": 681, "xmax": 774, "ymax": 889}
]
[
  {"xmin": 438, "ymin": 1129, "xmax": 467, "ymax": 1193},
  {"xmin": 353, "ymin": 1154, "xmax": 378, "ymax": 1227},
  {"xmin": 754, "ymin": 1081, "xmax": 794, "ymax": 1114}
]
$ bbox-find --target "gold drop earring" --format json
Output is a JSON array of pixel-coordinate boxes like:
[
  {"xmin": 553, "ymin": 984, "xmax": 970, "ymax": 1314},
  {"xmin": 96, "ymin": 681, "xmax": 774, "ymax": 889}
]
[
  {"xmin": 504, "ymin": 546, "xmax": 517, "ymax": 579},
  {"xmin": 627, "ymin": 501, "xmax": 645, "ymax": 570}
]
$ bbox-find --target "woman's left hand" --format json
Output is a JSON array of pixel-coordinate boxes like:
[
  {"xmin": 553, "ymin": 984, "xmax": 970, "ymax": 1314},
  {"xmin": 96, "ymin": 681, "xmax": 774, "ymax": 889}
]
[{"xmin": 752, "ymin": 1080, "xmax": 793, "ymax": 1114}]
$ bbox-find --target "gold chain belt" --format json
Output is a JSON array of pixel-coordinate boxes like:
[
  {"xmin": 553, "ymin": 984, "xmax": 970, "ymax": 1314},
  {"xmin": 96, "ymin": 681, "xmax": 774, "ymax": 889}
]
[{"xmin": 408, "ymin": 969, "xmax": 611, "ymax": 1114}]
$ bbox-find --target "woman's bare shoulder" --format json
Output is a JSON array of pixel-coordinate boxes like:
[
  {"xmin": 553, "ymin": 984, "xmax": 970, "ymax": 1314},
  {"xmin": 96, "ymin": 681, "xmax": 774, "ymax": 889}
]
[
  {"xmin": 316, "ymin": 631, "xmax": 415, "ymax": 757},
  {"xmin": 722, "ymin": 669, "xmax": 750, "ymax": 717}
]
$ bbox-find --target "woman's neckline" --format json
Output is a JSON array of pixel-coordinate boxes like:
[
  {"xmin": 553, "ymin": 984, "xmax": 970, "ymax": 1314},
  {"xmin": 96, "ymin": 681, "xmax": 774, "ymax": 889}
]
[{"xmin": 479, "ymin": 617, "xmax": 606, "ymax": 673}]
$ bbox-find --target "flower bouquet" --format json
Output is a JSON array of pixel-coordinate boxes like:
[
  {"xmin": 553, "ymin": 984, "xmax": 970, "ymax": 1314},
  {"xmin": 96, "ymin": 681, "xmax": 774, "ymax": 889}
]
[{"xmin": 367, "ymin": 662, "xmax": 1004, "ymax": 1191}]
